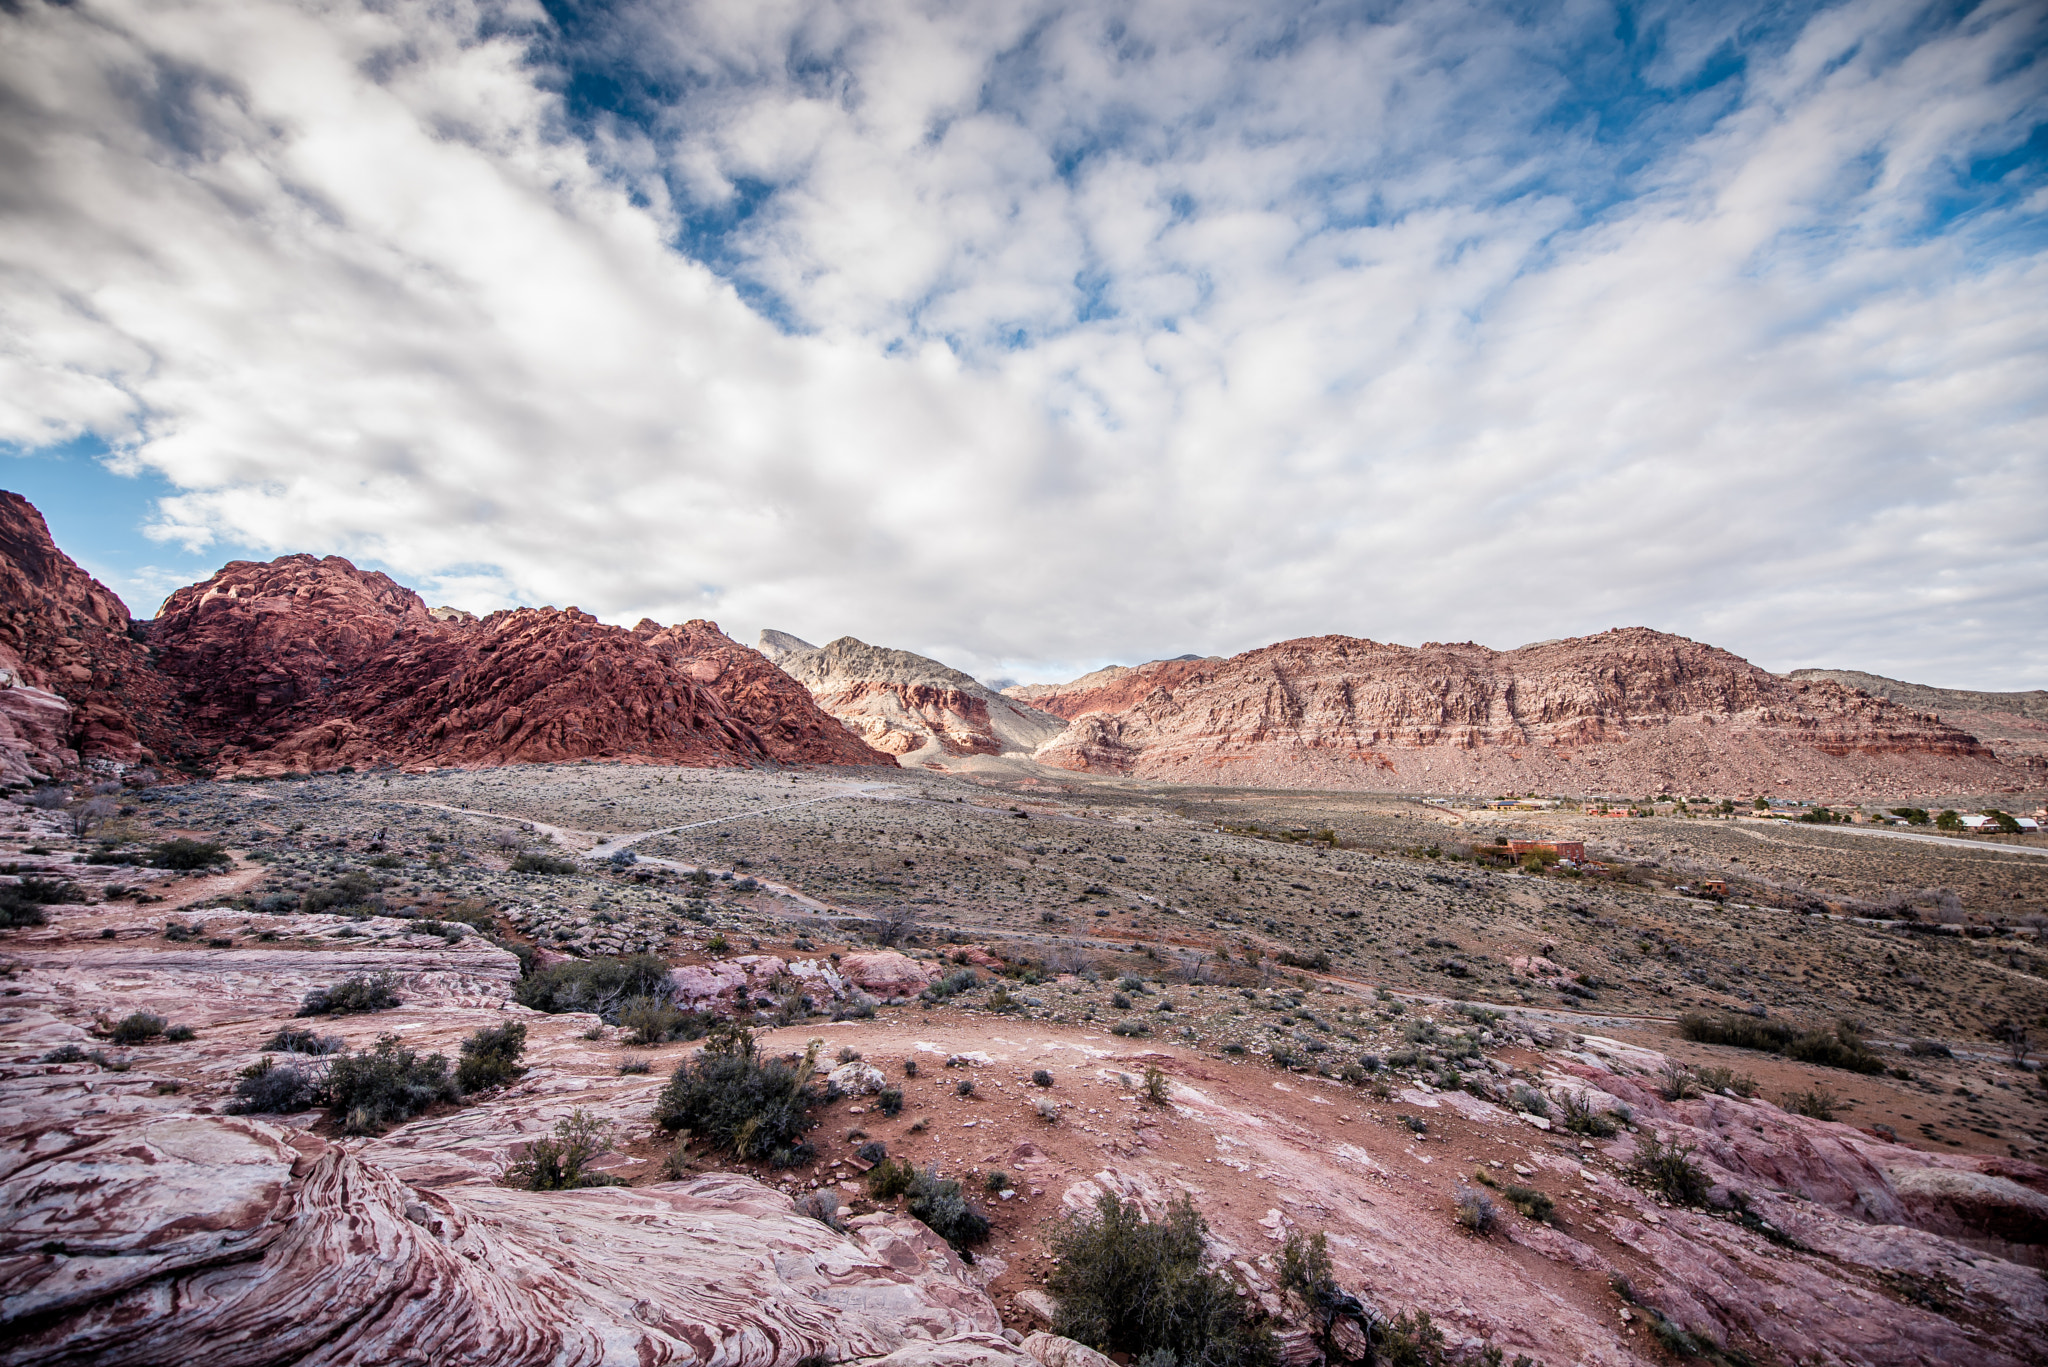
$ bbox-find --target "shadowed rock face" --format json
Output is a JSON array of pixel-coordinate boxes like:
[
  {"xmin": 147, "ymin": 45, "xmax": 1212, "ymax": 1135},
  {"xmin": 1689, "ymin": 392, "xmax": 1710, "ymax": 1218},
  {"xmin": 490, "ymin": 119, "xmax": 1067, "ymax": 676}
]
[
  {"xmin": 760, "ymin": 633, "xmax": 1067, "ymax": 767},
  {"xmin": 1021, "ymin": 629, "xmax": 2014, "ymax": 797},
  {"xmin": 139, "ymin": 555, "xmax": 891, "ymax": 776},
  {"xmin": 0, "ymin": 492, "xmax": 185, "ymax": 774}
]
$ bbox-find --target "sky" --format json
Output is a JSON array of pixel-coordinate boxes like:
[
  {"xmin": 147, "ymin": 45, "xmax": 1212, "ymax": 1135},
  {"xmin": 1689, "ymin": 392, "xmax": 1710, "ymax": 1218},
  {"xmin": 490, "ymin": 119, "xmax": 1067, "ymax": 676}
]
[{"xmin": 1, "ymin": 0, "xmax": 2044, "ymax": 690}]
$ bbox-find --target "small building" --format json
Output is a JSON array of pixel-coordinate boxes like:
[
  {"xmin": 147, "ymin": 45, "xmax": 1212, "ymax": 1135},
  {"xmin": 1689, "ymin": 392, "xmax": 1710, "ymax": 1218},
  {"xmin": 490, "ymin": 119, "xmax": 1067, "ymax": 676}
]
[
  {"xmin": 1509, "ymin": 840, "xmax": 1587, "ymax": 862},
  {"xmin": 1698, "ymin": 878, "xmax": 1730, "ymax": 897}
]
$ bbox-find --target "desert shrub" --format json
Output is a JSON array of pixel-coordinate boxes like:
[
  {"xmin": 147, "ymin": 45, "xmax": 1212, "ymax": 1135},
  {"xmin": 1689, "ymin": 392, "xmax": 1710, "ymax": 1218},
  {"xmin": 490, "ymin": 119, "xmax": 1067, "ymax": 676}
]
[
  {"xmin": 510, "ymin": 1108, "xmax": 624, "ymax": 1189},
  {"xmin": 856, "ymin": 1139, "xmax": 888, "ymax": 1165},
  {"xmin": 229, "ymin": 1056, "xmax": 321, "ymax": 1114},
  {"xmin": 1679, "ymin": 1012, "xmax": 1884, "ymax": 1074},
  {"xmin": 867, "ymin": 1156, "xmax": 916, "ymax": 1199},
  {"xmin": 985, "ymin": 1168, "xmax": 1011, "ymax": 1193},
  {"xmin": 456, "ymin": 1020, "xmax": 528, "ymax": 1092},
  {"xmin": 795, "ymin": 1188, "xmax": 843, "ymax": 1229},
  {"xmin": 1908, "ymin": 1038, "xmax": 1952, "ymax": 1057},
  {"xmin": 40, "ymin": 1044, "xmax": 88, "ymax": 1063},
  {"xmin": 1033, "ymin": 1068, "xmax": 1055, "ymax": 1087},
  {"xmin": 1557, "ymin": 1090, "xmax": 1618, "ymax": 1138},
  {"xmin": 955, "ymin": 1077, "xmax": 976, "ymax": 1097},
  {"xmin": 619, "ymin": 1058, "xmax": 652, "ymax": 1074},
  {"xmin": 515, "ymin": 954, "xmax": 671, "ymax": 1021},
  {"xmin": 1110, "ymin": 1019, "xmax": 1152, "ymax": 1037},
  {"xmin": 323, "ymin": 1033, "xmax": 458, "ymax": 1134},
  {"xmin": 620, "ymin": 997, "xmax": 709, "ymax": 1045},
  {"xmin": 1050, "ymin": 1192, "xmax": 1275, "ymax": 1367},
  {"xmin": 903, "ymin": 1057, "xmax": 919, "ymax": 1077},
  {"xmin": 1692, "ymin": 1065, "xmax": 1758, "ymax": 1097},
  {"xmin": 2, "ymin": 875, "xmax": 88, "ymax": 922},
  {"xmin": 262, "ymin": 1026, "xmax": 344, "ymax": 1054},
  {"xmin": 511, "ymin": 851, "xmax": 577, "ymax": 874},
  {"xmin": 907, "ymin": 1167, "xmax": 991, "ymax": 1249},
  {"xmin": 109, "ymin": 1011, "xmax": 166, "ymax": 1043},
  {"xmin": 298, "ymin": 972, "xmax": 402, "ymax": 1017},
  {"xmin": 877, "ymin": 1086, "xmax": 904, "ymax": 1116},
  {"xmin": 1781, "ymin": 1085, "xmax": 1849, "ymax": 1121},
  {"xmin": 1143, "ymin": 1065, "xmax": 1170, "ymax": 1105},
  {"xmin": 1501, "ymin": 1183, "xmax": 1554, "ymax": 1223},
  {"xmin": 1784, "ymin": 1021, "xmax": 1886, "ymax": 1074},
  {"xmin": 921, "ymin": 968, "xmax": 980, "ymax": 1004},
  {"xmin": 1657, "ymin": 1061, "xmax": 1699, "ymax": 1102},
  {"xmin": 651, "ymin": 1026, "xmax": 820, "ymax": 1166},
  {"xmin": 163, "ymin": 1023, "xmax": 197, "ymax": 1042},
  {"xmin": 152, "ymin": 838, "xmax": 230, "ymax": 870},
  {"xmin": 1403, "ymin": 1114, "xmax": 1428, "ymax": 1134},
  {"xmin": 1454, "ymin": 1184, "xmax": 1497, "ymax": 1234},
  {"xmin": 1510, "ymin": 1083, "xmax": 1549, "ymax": 1116},
  {"xmin": 1633, "ymin": 1134, "xmax": 1710, "ymax": 1206}
]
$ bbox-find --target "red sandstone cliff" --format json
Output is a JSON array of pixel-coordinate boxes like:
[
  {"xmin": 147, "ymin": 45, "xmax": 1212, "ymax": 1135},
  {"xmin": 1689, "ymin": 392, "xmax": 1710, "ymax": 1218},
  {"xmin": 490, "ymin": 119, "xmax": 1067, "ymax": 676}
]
[
  {"xmin": 143, "ymin": 556, "xmax": 891, "ymax": 776},
  {"xmin": 0, "ymin": 491, "xmax": 185, "ymax": 777},
  {"xmin": 1027, "ymin": 629, "xmax": 2016, "ymax": 798}
]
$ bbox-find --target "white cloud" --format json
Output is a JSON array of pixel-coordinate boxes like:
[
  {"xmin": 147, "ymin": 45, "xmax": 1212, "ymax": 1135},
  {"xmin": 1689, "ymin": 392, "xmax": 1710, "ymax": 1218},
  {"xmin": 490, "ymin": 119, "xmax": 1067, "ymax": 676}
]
[{"xmin": 0, "ymin": 0, "xmax": 2043, "ymax": 690}]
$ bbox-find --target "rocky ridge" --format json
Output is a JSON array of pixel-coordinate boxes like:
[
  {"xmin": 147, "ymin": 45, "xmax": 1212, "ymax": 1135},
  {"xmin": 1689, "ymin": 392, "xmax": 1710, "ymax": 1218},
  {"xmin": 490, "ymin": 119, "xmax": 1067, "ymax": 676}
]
[
  {"xmin": 1021, "ymin": 629, "xmax": 2017, "ymax": 798},
  {"xmin": 1789, "ymin": 668, "xmax": 2048, "ymax": 777},
  {"xmin": 0, "ymin": 493, "xmax": 184, "ymax": 779},
  {"xmin": 761, "ymin": 632, "xmax": 1067, "ymax": 768}
]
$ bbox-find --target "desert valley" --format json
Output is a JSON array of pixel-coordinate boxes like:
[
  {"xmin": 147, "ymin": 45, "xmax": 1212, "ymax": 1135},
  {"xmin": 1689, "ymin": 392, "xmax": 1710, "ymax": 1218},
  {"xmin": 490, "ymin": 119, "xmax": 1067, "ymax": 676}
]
[{"xmin": 2, "ymin": 488, "xmax": 2045, "ymax": 1367}]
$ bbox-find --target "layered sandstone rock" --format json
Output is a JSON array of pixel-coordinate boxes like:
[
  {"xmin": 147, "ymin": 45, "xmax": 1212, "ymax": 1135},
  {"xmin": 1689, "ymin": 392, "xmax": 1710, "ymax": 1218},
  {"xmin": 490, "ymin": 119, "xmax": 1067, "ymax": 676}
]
[
  {"xmin": 142, "ymin": 554, "xmax": 890, "ymax": 776},
  {"xmin": 0, "ymin": 491, "xmax": 185, "ymax": 774},
  {"xmin": 1025, "ymin": 629, "xmax": 2014, "ymax": 798},
  {"xmin": 761, "ymin": 633, "xmax": 1067, "ymax": 768},
  {"xmin": 1003, "ymin": 655, "xmax": 1214, "ymax": 721},
  {"xmin": 1789, "ymin": 668, "xmax": 2048, "ymax": 777}
]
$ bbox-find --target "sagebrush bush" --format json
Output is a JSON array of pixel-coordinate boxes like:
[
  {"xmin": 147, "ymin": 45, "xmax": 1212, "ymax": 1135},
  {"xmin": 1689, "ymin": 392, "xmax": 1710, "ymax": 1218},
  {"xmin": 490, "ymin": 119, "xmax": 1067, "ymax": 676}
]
[
  {"xmin": 163, "ymin": 1023, "xmax": 197, "ymax": 1042},
  {"xmin": 1454, "ymin": 1184, "xmax": 1496, "ymax": 1234},
  {"xmin": 906, "ymin": 1167, "xmax": 991, "ymax": 1249},
  {"xmin": 651, "ymin": 1026, "xmax": 820, "ymax": 1166},
  {"xmin": 509, "ymin": 1108, "xmax": 622, "ymax": 1189},
  {"xmin": 515, "ymin": 954, "xmax": 671, "ymax": 1021},
  {"xmin": 877, "ymin": 1086, "xmax": 904, "ymax": 1116},
  {"xmin": 1678, "ymin": 1012, "xmax": 1883, "ymax": 1074},
  {"xmin": 1557, "ymin": 1090, "xmax": 1618, "ymax": 1138},
  {"xmin": 109, "ymin": 1011, "xmax": 166, "ymax": 1043},
  {"xmin": 1050, "ymin": 1193, "xmax": 1274, "ymax": 1367},
  {"xmin": 457, "ymin": 1020, "xmax": 528, "ymax": 1092},
  {"xmin": 1633, "ymin": 1133, "xmax": 1711, "ymax": 1205},
  {"xmin": 1781, "ymin": 1085, "xmax": 1848, "ymax": 1121},
  {"xmin": 620, "ymin": 997, "xmax": 709, "ymax": 1045},
  {"xmin": 1, "ymin": 875, "xmax": 86, "ymax": 926},
  {"xmin": 298, "ymin": 972, "xmax": 402, "ymax": 1017},
  {"xmin": 229, "ymin": 1056, "xmax": 321, "ymax": 1113},
  {"xmin": 324, "ymin": 1033, "xmax": 458, "ymax": 1134},
  {"xmin": 262, "ymin": 1026, "xmax": 344, "ymax": 1054},
  {"xmin": 920, "ymin": 968, "xmax": 980, "ymax": 1004},
  {"xmin": 151, "ymin": 838, "xmax": 230, "ymax": 870},
  {"xmin": 511, "ymin": 851, "xmax": 577, "ymax": 874},
  {"xmin": 867, "ymin": 1156, "xmax": 916, "ymax": 1199}
]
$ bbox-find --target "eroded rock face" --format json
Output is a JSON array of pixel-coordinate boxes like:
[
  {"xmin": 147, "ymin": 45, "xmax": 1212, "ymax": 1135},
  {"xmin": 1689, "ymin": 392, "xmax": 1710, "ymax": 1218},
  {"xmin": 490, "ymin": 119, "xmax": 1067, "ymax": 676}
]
[
  {"xmin": 837, "ymin": 952, "xmax": 937, "ymax": 1001},
  {"xmin": 1022, "ymin": 629, "xmax": 2012, "ymax": 797},
  {"xmin": 0, "ymin": 1092, "xmax": 1023, "ymax": 1367},
  {"xmin": 141, "ymin": 553, "xmax": 891, "ymax": 776},
  {"xmin": 761, "ymin": 633, "xmax": 1067, "ymax": 768},
  {"xmin": 0, "ymin": 491, "xmax": 184, "ymax": 774}
]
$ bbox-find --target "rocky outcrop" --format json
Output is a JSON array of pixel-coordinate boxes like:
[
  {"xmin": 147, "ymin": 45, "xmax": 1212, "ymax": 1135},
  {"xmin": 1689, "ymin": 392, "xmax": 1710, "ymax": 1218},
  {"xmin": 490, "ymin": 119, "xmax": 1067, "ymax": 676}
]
[
  {"xmin": 761, "ymin": 633, "xmax": 1067, "ymax": 768},
  {"xmin": 0, "ymin": 491, "xmax": 185, "ymax": 776},
  {"xmin": 1026, "ymin": 629, "xmax": 2016, "ymax": 798},
  {"xmin": 1789, "ymin": 668, "xmax": 2048, "ymax": 776},
  {"xmin": 141, "ymin": 554, "xmax": 890, "ymax": 776},
  {"xmin": 1004, "ymin": 656, "xmax": 1214, "ymax": 721}
]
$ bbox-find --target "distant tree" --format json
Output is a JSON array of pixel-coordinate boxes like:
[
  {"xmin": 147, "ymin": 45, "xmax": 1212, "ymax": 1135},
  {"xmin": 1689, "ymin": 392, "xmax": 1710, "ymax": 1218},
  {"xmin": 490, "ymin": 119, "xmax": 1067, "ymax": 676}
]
[{"xmin": 1935, "ymin": 810, "xmax": 1962, "ymax": 831}]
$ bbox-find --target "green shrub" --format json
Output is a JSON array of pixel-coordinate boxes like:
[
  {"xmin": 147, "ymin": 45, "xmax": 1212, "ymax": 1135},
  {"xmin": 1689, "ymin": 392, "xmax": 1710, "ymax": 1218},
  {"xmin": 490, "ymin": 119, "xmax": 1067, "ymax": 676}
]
[
  {"xmin": 1784, "ymin": 1021, "xmax": 1886, "ymax": 1074},
  {"xmin": 1, "ymin": 875, "xmax": 87, "ymax": 927},
  {"xmin": 906, "ymin": 1167, "xmax": 991, "ymax": 1249},
  {"xmin": 1110, "ymin": 1019, "xmax": 1151, "ymax": 1037},
  {"xmin": 298, "ymin": 972, "xmax": 402, "ymax": 1016},
  {"xmin": 1676, "ymin": 1012, "xmax": 1795, "ymax": 1051},
  {"xmin": 515, "ymin": 954, "xmax": 671, "ymax": 1021},
  {"xmin": 1033, "ymin": 1069, "xmax": 1055, "ymax": 1087},
  {"xmin": 1633, "ymin": 1134, "xmax": 1710, "ymax": 1206},
  {"xmin": 509, "ymin": 1108, "xmax": 623, "ymax": 1189},
  {"xmin": 512, "ymin": 851, "xmax": 578, "ymax": 874},
  {"xmin": 163, "ymin": 1023, "xmax": 197, "ymax": 1042},
  {"xmin": 921, "ymin": 968, "xmax": 980, "ymax": 1004},
  {"xmin": 877, "ymin": 1085, "xmax": 905, "ymax": 1116},
  {"xmin": 109, "ymin": 1011, "xmax": 166, "ymax": 1043},
  {"xmin": 1050, "ymin": 1192, "xmax": 1274, "ymax": 1367},
  {"xmin": 457, "ymin": 1020, "xmax": 528, "ymax": 1092},
  {"xmin": 867, "ymin": 1156, "xmax": 916, "ymax": 1199},
  {"xmin": 1679, "ymin": 1012, "xmax": 1884, "ymax": 1074},
  {"xmin": 619, "ymin": 997, "xmax": 709, "ymax": 1045},
  {"xmin": 1781, "ymin": 1085, "xmax": 1849, "ymax": 1121},
  {"xmin": 651, "ymin": 1026, "xmax": 820, "ymax": 1166},
  {"xmin": 1501, "ymin": 1183, "xmax": 1554, "ymax": 1223},
  {"xmin": 323, "ymin": 1033, "xmax": 458, "ymax": 1134},
  {"xmin": 262, "ymin": 1026, "xmax": 343, "ymax": 1054},
  {"xmin": 228, "ymin": 1056, "xmax": 320, "ymax": 1114},
  {"xmin": 152, "ymin": 838, "xmax": 230, "ymax": 870},
  {"xmin": 1557, "ymin": 1090, "xmax": 1618, "ymax": 1138}
]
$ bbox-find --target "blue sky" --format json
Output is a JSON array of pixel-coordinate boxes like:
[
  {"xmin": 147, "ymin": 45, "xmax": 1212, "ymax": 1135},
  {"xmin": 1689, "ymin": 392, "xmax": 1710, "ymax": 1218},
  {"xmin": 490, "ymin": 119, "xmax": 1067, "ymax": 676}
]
[{"xmin": 1, "ymin": 0, "xmax": 2043, "ymax": 688}]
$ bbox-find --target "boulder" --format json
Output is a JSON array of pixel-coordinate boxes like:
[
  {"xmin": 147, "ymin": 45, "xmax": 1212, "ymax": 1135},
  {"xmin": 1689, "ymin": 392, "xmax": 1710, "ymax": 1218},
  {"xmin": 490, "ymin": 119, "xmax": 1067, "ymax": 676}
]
[
  {"xmin": 829, "ymin": 1061, "xmax": 889, "ymax": 1096},
  {"xmin": 840, "ymin": 952, "xmax": 937, "ymax": 1000}
]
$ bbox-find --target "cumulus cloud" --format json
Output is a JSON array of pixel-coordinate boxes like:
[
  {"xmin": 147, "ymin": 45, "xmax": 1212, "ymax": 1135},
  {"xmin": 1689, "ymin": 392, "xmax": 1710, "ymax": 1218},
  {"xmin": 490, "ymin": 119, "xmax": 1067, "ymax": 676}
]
[{"xmin": 0, "ymin": 0, "xmax": 2042, "ymax": 687}]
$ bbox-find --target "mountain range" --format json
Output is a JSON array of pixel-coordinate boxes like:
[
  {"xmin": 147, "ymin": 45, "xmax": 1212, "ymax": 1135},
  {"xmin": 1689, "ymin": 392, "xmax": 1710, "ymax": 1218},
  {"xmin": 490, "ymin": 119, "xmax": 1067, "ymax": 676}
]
[{"xmin": 0, "ymin": 490, "xmax": 2037, "ymax": 798}]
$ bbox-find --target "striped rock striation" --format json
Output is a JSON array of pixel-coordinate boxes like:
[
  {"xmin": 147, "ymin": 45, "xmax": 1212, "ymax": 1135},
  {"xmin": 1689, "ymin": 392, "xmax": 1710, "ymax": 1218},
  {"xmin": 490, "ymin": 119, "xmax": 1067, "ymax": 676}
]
[
  {"xmin": 760, "ymin": 632, "xmax": 1066, "ymax": 768},
  {"xmin": 1018, "ymin": 629, "xmax": 2014, "ymax": 798}
]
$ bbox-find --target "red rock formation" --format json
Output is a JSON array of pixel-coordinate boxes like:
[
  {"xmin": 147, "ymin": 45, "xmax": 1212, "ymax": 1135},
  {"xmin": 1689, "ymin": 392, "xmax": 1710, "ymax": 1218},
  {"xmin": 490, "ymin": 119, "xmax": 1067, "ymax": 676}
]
[
  {"xmin": 0, "ymin": 491, "xmax": 185, "ymax": 775},
  {"xmin": 1005, "ymin": 656, "xmax": 1214, "ymax": 721},
  {"xmin": 143, "ymin": 553, "xmax": 890, "ymax": 776},
  {"xmin": 1027, "ymin": 629, "xmax": 2015, "ymax": 798}
]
